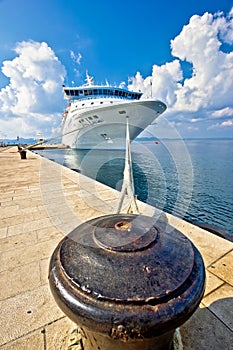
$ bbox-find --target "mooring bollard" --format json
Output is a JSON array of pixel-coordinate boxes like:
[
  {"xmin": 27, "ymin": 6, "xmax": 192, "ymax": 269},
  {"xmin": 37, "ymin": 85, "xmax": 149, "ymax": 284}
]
[
  {"xmin": 49, "ymin": 214, "xmax": 205, "ymax": 350},
  {"xmin": 18, "ymin": 145, "xmax": 27, "ymax": 159}
]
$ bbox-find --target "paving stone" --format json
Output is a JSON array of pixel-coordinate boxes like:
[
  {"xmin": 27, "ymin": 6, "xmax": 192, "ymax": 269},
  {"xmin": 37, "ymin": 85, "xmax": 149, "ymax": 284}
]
[
  {"xmin": 32, "ymin": 209, "xmax": 51, "ymax": 220},
  {"xmin": 204, "ymin": 270, "xmax": 224, "ymax": 297},
  {"xmin": 45, "ymin": 317, "xmax": 76, "ymax": 350},
  {"xmin": 18, "ymin": 205, "xmax": 45, "ymax": 215},
  {"xmin": 0, "ymin": 212, "xmax": 35, "ymax": 228},
  {"xmin": 180, "ymin": 303, "xmax": 233, "ymax": 349},
  {"xmin": 167, "ymin": 214, "xmax": 233, "ymax": 266},
  {"xmin": 208, "ymin": 250, "xmax": 233, "ymax": 286},
  {"xmin": 0, "ymin": 205, "xmax": 19, "ymax": 218},
  {"xmin": 0, "ymin": 227, "xmax": 7, "ymax": 240},
  {"xmin": 7, "ymin": 217, "xmax": 53, "ymax": 237},
  {"xmin": 40, "ymin": 258, "xmax": 50, "ymax": 285},
  {"xmin": 36, "ymin": 226, "xmax": 63, "ymax": 242},
  {"xmin": 0, "ymin": 197, "xmax": 14, "ymax": 203},
  {"xmin": 17, "ymin": 198, "xmax": 44, "ymax": 209},
  {"xmin": 0, "ymin": 189, "xmax": 15, "ymax": 196},
  {"xmin": 69, "ymin": 207, "xmax": 102, "ymax": 223},
  {"xmin": 0, "ymin": 262, "xmax": 41, "ymax": 300},
  {"xmin": 202, "ymin": 283, "xmax": 233, "ymax": 331},
  {"xmin": 0, "ymin": 330, "xmax": 44, "ymax": 350},
  {"xmin": 0, "ymin": 285, "xmax": 63, "ymax": 345},
  {"xmin": 0, "ymin": 237, "xmax": 61, "ymax": 272}
]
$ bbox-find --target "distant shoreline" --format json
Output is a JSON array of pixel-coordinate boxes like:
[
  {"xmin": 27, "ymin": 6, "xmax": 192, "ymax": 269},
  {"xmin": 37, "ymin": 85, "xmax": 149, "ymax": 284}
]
[{"xmin": 1, "ymin": 137, "xmax": 233, "ymax": 147}]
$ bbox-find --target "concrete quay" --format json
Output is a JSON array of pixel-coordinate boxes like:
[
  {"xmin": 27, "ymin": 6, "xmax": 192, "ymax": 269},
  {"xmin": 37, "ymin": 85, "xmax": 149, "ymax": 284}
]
[{"xmin": 0, "ymin": 146, "xmax": 232, "ymax": 349}]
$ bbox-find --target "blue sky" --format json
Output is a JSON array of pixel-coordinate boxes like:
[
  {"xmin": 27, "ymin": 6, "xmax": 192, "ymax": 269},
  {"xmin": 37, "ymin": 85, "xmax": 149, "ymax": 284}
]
[{"xmin": 0, "ymin": 0, "xmax": 232, "ymax": 139}]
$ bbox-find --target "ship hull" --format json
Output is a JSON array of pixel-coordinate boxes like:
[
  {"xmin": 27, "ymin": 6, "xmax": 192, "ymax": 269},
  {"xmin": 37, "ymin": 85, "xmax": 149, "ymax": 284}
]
[{"xmin": 62, "ymin": 99, "xmax": 166, "ymax": 149}]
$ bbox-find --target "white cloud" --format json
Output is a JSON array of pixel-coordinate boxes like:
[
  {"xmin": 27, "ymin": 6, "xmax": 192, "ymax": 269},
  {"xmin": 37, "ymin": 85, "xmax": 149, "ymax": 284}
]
[
  {"xmin": 1, "ymin": 9, "xmax": 232, "ymax": 140},
  {"xmin": 129, "ymin": 60, "xmax": 183, "ymax": 106},
  {"xmin": 0, "ymin": 40, "xmax": 66, "ymax": 138},
  {"xmin": 212, "ymin": 107, "xmax": 233, "ymax": 118},
  {"xmin": 128, "ymin": 8, "xmax": 233, "ymax": 126},
  {"xmin": 187, "ymin": 126, "xmax": 199, "ymax": 131},
  {"xmin": 70, "ymin": 50, "xmax": 82, "ymax": 65},
  {"xmin": 222, "ymin": 120, "xmax": 233, "ymax": 127},
  {"xmin": 208, "ymin": 119, "xmax": 233, "ymax": 129}
]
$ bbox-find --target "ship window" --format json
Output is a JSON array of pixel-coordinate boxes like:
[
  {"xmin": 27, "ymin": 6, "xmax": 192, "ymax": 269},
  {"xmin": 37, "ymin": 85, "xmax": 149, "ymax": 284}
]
[
  {"xmin": 103, "ymin": 89, "xmax": 107, "ymax": 95},
  {"xmin": 75, "ymin": 90, "xmax": 79, "ymax": 96},
  {"xmin": 84, "ymin": 90, "xmax": 88, "ymax": 95},
  {"xmin": 115, "ymin": 90, "xmax": 119, "ymax": 96},
  {"xmin": 82, "ymin": 103, "xmax": 85, "ymax": 106},
  {"xmin": 98, "ymin": 89, "xmax": 102, "ymax": 95},
  {"xmin": 91, "ymin": 102, "xmax": 94, "ymax": 105},
  {"xmin": 79, "ymin": 90, "xmax": 83, "ymax": 94},
  {"xmin": 93, "ymin": 115, "xmax": 98, "ymax": 119},
  {"xmin": 93, "ymin": 89, "xmax": 98, "ymax": 95},
  {"xmin": 88, "ymin": 117, "xmax": 93, "ymax": 120},
  {"xmin": 100, "ymin": 101, "xmax": 103, "ymax": 104},
  {"xmin": 70, "ymin": 90, "xmax": 74, "ymax": 96}
]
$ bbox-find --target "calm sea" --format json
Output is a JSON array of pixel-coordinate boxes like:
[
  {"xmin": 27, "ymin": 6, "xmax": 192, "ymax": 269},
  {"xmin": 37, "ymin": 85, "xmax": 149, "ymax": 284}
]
[{"xmin": 35, "ymin": 139, "xmax": 233, "ymax": 237}]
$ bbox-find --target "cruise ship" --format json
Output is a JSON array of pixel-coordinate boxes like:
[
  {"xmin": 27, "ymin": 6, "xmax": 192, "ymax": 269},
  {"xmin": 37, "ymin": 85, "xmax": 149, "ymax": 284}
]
[{"xmin": 61, "ymin": 73, "xmax": 167, "ymax": 149}]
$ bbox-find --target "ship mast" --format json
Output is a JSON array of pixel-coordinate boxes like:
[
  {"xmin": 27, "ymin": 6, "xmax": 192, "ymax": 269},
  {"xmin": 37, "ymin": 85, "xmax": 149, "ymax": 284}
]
[{"xmin": 85, "ymin": 70, "xmax": 94, "ymax": 86}]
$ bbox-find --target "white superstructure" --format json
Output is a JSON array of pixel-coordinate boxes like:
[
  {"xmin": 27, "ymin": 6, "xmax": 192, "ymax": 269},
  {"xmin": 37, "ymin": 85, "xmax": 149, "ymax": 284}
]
[{"xmin": 61, "ymin": 73, "xmax": 166, "ymax": 149}]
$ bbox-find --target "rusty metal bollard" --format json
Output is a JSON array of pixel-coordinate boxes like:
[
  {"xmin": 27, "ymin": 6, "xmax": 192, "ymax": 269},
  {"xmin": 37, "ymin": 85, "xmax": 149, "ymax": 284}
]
[{"xmin": 49, "ymin": 214, "xmax": 205, "ymax": 350}]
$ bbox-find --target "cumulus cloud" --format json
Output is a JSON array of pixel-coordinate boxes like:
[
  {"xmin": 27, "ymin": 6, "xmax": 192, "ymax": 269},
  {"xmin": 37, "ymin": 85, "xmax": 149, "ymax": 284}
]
[
  {"xmin": 208, "ymin": 119, "xmax": 233, "ymax": 129},
  {"xmin": 128, "ymin": 8, "xmax": 233, "ymax": 132},
  {"xmin": 0, "ymin": 40, "xmax": 66, "ymax": 138},
  {"xmin": 1, "ymin": 9, "xmax": 232, "ymax": 140}
]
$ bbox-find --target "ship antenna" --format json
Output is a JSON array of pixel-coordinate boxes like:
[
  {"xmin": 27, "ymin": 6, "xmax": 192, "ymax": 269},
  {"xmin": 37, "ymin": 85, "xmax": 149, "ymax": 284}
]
[{"xmin": 85, "ymin": 70, "xmax": 94, "ymax": 86}]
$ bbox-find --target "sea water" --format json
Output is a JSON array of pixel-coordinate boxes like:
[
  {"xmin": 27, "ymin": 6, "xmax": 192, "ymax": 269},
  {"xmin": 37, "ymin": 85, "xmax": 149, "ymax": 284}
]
[{"xmin": 35, "ymin": 139, "xmax": 233, "ymax": 236}]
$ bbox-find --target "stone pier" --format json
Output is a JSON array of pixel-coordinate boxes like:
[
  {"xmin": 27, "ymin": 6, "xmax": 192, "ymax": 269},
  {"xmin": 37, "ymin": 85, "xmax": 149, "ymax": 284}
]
[{"xmin": 0, "ymin": 147, "xmax": 232, "ymax": 349}]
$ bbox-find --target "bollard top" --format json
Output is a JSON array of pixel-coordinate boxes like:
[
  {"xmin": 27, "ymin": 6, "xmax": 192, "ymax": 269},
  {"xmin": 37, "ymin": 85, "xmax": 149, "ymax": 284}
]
[
  {"xmin": 57, "ymin": 214, "xmax": 194, "ymax": 302},
  {"xmin": 49, "ymin": 213, "xmax": 205, "ymax": 337}
]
